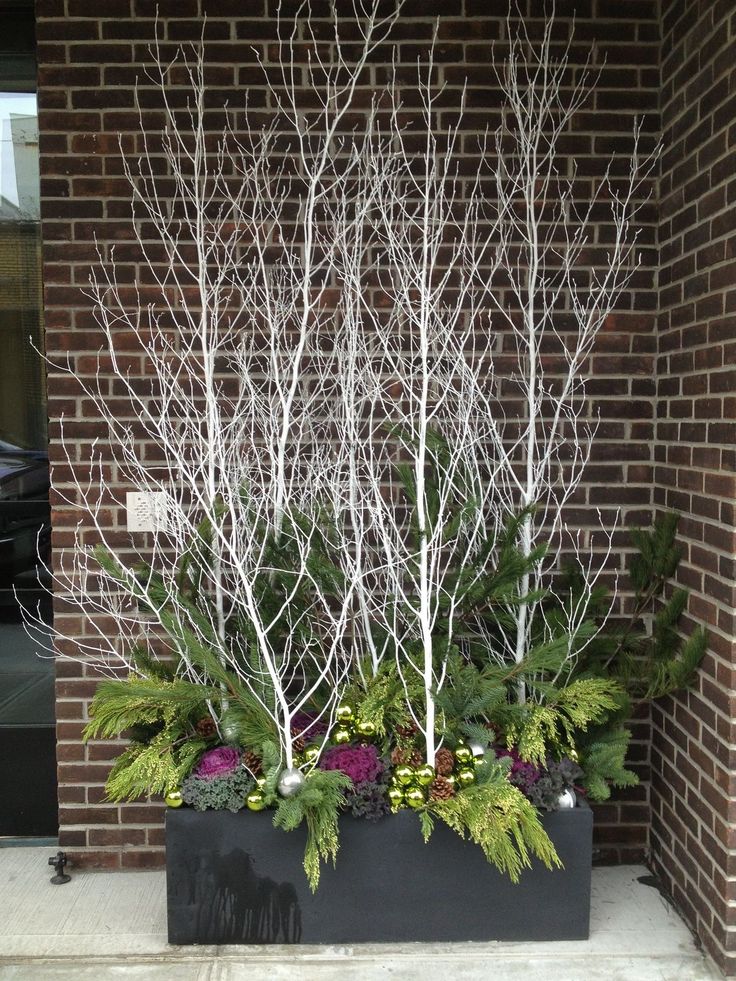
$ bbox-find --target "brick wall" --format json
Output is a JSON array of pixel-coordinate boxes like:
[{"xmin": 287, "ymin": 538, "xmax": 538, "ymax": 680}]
[
  {"xmin": 650, "ymin": 0, "xmax": 736, "ymax": 974},
  {"xmin": 35, "ymin": 0, "xmax": 661, "ymax": 870}
]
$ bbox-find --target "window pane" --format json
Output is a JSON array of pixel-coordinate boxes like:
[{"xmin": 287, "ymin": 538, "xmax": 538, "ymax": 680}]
[{"xmin": 1, "ymin": 92, "xmax": 39, "ymax": 220}]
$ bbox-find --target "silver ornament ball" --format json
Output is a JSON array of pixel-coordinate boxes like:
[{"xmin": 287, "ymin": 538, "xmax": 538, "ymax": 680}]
[
  {"xmin": 556, "ymin": 788, "xmax": 577, "ymax": 810},
  {"xmin": 220, "ymin": 720, "xmax": 241, "ymax": 745},
  {"xmin": 467, "ymin": 740, "xmax": 486, "ymax": 758},
  {"xmin": 277, "ymin": 767, "xmax": 306, "ymax": 798}
]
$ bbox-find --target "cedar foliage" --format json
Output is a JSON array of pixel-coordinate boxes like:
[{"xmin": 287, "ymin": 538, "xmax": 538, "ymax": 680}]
[
  {"xmin": 272, "ymin": 768, "xmax": 352, "ymax": 891},
  {"xmin": 420, "ymin": 756, "xmax": 561, "ymax": 882}
]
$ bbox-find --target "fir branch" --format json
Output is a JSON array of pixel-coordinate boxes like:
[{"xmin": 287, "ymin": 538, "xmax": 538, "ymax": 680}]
[{"xmin": 84, "ymin": 676, "xmax": 217, "ymax": 741}]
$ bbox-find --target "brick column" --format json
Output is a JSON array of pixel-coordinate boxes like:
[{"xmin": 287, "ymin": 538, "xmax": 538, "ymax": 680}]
[{"xmin": 651, "ymin": 0, "xmax": 736, "ymax": 973}]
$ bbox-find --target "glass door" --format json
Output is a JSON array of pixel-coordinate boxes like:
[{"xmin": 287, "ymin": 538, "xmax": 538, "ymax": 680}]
[{"xmin": 0, "ymin": 87, "xmax": 57, "ymax": 838}]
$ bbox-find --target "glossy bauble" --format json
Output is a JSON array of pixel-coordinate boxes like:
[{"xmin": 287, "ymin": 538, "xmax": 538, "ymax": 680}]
[
  {"xmin": 220, "ymin": 720, "xmax": 241, "ymax": 745},
  {"xmin": 467, "ymin": 740, "xmax": 486, "ymax": 758},
  {"xmin": 255, "ymin": 775, "xmax": 267, "ymax": 789},
  {"xmin": 387, "ymin": 785, "xmax": 405, "ymax": 809},
  {"xmin": 404, "ymin": 785, "xmax": 426, "ymax": 809},
  {"xmin": 355, "ymin": 720, "xmax": 376, "ymax": 739},
  {"xmin": 246, "ymin": 790, "xmax": 266, "ymax": 811},
  {"xmin": 557, "ymin": 788, "xmax": 577, "ymax": 810},
  {"xmin": 164, "ymin": 789, "xmax": 184, "ymax": 808},
  {"xmin": 303, "ymin": 743, "xmax": 321, "ymax": 764},
  {"xmin": 456, "ymin": 766, "xmax": 476, "ymax": 788},
  {"xmin": 394, "ymin": 764, "xmax": 415, "ymax": 786},
  {"xmin": 414, "ymin": 764, "xmax": 435, "ymax": 786},
  {"xmin": 277, "ymin": 767, "xmax": 306, "ymax": 798},
  {"xmin": 336, "ymin": 703, "xmax": 355, "ymax": 724},
  {"xmin": 454, "ymin": 744, "xmax": 473, "ymax": 766},
  {"xmin": 332, "ymin": 726, "xmax": 353, "ymax": 745}
]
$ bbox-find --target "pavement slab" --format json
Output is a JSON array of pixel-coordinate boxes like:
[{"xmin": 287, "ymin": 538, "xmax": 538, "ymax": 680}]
[{"xmin": 0, "ymin": 846, "xmax": 721, "ymax": 980}]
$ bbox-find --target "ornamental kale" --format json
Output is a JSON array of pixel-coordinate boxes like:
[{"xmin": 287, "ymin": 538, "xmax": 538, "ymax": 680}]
[
  {"xmin": 181, "ymin": 767, "xmax": 254, "ymax": 812},
  {"xmin": 193, "ymin": 746, "xmax": 242, "ymax": 780},
  {"xmin": 344, "ymin": 773, "xmax": 392, "ymax": 822},
  {"xmin": 319, "ymin": 743, "xmax": 384, "ymax": 784},
  {"xmin": 497, "ymin": 748, "xmax": 583, "ymax": 811},
  {"xmin": 525, "ymin": 757, "xmax": 584, "ymax": 811}
]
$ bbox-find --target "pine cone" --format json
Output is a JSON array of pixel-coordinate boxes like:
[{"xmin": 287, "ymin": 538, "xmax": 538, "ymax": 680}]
[
  {"xmin": 242, "ymin": 750, "xmax": 262, "ymax": 775},
  {"xmin": 195, "ymin": 716, "xmax": 217, "ymax": 739},
  {"xmin": 390, "ymin": 746, "xmax": 423, "ymax": 768},
  {"xmin": 290, "ymin": 730, "xmax": 307, "ymax": 754},
  {"xmin": 435, "ymin": 747, "xmax": 455, "ymax": 777},
  {"xmin": 396, "ymin": 721, "xmax": 419, "ymax": 739},
  {"xmin": 428, "ymin": 776, "xmax": 455, "ymax": 801}
]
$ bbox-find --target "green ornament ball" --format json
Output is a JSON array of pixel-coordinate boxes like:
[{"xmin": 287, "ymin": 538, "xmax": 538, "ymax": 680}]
[
  {"xmin": 164, "ymin": 789, "xmax": 183, "ymax": 808},
  {"xmin": 255, "ymin": 775, "xmax": 267, "ymax": 788},
  {"xmin": 414, "ymin": 763, "xmax": 435, "ymax": 786},
  {"xmin": 332, "ymin": 726, "xmax": 353, "ymax": 745},
  {"xmin": 246, "ymin": 790, "xmax": 266, "ymax": 812},
  {"xmin": 336, "ymin": 703, "xmax": 355, "ymax": 723},
  {"xmin": 454, "ymin": 744, "xmax": 473, "ymax": 766},
  {"xmin": 456, "ymin": 766, "xmax": 476, "ymax": 788},
  {"xmin": 404, "ymin": 785, "xmax": 426, "ymax": 809},
  {"xmin": 356, "ymin": 720, "xmax": 376, "ymax": 739},
  {"xmin": 387, "ymin": 785, "xmax": 405, "ymax": 809},
  {"xmin": 394, "ymin": 764, "xmax": 415, "ymax": 786},
  {"xmin": 304, "ymin": 743, "xmax": 321, "ymax": 764}
]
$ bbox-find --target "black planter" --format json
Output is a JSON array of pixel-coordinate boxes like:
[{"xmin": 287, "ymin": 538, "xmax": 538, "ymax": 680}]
[{"xmin": 166, "ymin": 804, "xmax": 592, "ymax": 945}]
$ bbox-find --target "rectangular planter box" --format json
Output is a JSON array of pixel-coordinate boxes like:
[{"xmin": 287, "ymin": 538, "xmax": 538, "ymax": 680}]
[{"xmin": 166, "ymin": 804, "xmax": 592, "ymax": 944}]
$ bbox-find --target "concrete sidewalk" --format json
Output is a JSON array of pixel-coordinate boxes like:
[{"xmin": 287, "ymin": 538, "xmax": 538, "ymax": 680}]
[{"xmin": 0, "ymin": 845, "xmax": 721, "ymax": 980}]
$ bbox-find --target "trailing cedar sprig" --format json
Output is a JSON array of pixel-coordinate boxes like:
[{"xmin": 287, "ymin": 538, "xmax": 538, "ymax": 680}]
[
  {"xmin": 419, "ymin": 757, "xmax": 561, "ymax": 883},
  {"xmin": 272, "ymin": 768, "xmax": 352, "ymax": 891},
  {"xmin": 104, "ymin": 731, "xmax": 207, "ymax": 802}
]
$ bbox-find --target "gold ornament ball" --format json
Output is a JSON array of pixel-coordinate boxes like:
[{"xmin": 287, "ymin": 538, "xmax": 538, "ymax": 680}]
[
  {"xmin": 473, "ymin": 753, "xmax": 488, "ymax": 770},
  {"xmin": 394, "ymin": 764, "xmax": 415, "ymax": 786},
  {"xmin": 164, "ymin": 789, "xmax": 183, "ymax": 808},
  {"xmin": 356, "ymin": 720, "xmax": 376, "ymax": 739},
  {"xmin": 336, "ymin": 703, "xmax": 355, "ymax": 723},
  {"xmin": 456, "ymin": 766, "xmax": 476, "ymax": 788},
  {"xmin": 454, "ymin": 744, "xmax": 473, "ymax": 766},
  {"xmin": 246, "ymin": 790, "xmax": 266, "ymax": 811},
  {"xmin": 414, "ymin": 764, "xmax": 435, "ymax": 786},
  {"xmin": 404, "ymin": 785, "xmax": 426, "ymax": 809},
  {"xmin": 387, "ymin": 785, "xmax": 405, "ymax": 808},
  {"xmin": 255, "ymin": 775, "xmax": 267, "ymax": 788},
  {"xmin": 304, "ymin": 744, "xmax": 321, "ymax": 763},
  {"xmin": 443, "ymin": 773, "xmax": 456, "ymax": 788},
  {"xmin": 332, "ymin": 726, "xmax": 353, "ymax": 745}
]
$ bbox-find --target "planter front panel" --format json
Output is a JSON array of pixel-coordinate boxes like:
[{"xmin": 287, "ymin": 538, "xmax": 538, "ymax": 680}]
[{"xmin": 166, "ymin": 807, "xmax": 592, "ymax": 944}]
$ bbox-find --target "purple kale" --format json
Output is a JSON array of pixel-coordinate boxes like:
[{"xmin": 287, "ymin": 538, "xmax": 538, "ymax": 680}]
[
  {"xmin": 193, "ymin": 746, "xmax": 242, "ymax": 780},
  {"xmin": 319, "ymin": 743, "xmax": 384, "ymax": 784}
]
